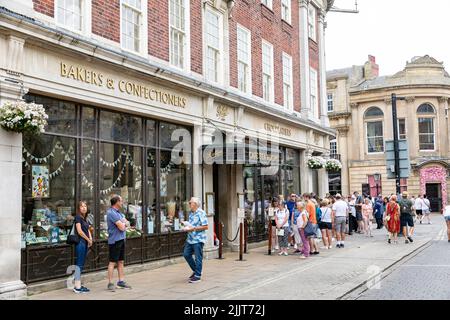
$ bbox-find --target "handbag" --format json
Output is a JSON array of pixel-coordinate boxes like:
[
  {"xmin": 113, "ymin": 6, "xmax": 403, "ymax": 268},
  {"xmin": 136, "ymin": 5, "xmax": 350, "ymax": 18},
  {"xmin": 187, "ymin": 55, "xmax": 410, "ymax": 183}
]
[
  {"xmin": 304, "ymin": 221, "xmax": 316, "ymax": 237},
  {"xmin": 276, "ymin": 228, "xmax": 285, "ymax": 236},
  {"xmin": 66, "ymin": 222, "xmax": 80, "ymax": 245}
]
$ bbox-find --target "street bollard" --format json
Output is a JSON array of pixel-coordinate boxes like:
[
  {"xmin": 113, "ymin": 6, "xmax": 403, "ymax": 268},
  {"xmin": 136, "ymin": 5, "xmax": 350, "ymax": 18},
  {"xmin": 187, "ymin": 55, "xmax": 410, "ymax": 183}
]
[
  {"xmin": 239, "ymin": 222, "xmax": 243, "ymax": 261},
  {"xmin": 268, "ymin": 219, "xmax": 272, "ymax": 256},
  {"xmin": 218, "ymin": 222, "xmax": 224, "ymax": 260},
  {"xmin": 244, "ymin": 222, "xmax": 248, "ymax": 254}
]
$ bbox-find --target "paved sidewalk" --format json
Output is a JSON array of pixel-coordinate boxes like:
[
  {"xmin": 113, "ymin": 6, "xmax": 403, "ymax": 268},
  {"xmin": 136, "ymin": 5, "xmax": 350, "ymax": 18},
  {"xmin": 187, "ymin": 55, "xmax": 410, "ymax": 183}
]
[{"xmin": 29, "ymin": 214, "xmax": 445, "ymax": 300}]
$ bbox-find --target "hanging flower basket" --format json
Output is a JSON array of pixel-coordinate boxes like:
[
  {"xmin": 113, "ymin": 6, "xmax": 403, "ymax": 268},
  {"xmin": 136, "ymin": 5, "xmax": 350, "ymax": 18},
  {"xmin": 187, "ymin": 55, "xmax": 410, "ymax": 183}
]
[
  {"xmin": 307, "ymin": 156, "xmax": 326, "ymax": 169},
  {"xmin": 0, "ymin": 101, "xmax": 48, "ymax": 134},
  {"xmin": 325, "ymin": 158, "xmax": 342, "ymax": 172}
]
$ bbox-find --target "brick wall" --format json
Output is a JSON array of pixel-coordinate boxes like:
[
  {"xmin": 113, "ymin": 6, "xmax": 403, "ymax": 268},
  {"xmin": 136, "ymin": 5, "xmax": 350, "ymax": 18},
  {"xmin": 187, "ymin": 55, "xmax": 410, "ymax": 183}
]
[
  {"xmin": 92, "ymin": 0, "xmax": 120, "ymax": 43},
  {"xmin": 230, "ymin": 0, "xmax": 301, "ymax": 112},
  {"xmin": 190, "ymin": 0, "xmax": 203, "ymax": 74},
  {"xmin": 32, "ymin": 0, "xmax": 54, "ymax": 17},
  {"xmin": 149, "ymin": 0, "xmax": 169, "ymax": 61}
]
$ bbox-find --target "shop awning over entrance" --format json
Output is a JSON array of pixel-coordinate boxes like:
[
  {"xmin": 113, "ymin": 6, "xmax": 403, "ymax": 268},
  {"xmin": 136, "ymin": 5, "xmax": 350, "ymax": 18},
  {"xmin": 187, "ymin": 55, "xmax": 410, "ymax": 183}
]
[{"xmin": 201, "ymin": 142, "xmax": 281, "ymax": 167}]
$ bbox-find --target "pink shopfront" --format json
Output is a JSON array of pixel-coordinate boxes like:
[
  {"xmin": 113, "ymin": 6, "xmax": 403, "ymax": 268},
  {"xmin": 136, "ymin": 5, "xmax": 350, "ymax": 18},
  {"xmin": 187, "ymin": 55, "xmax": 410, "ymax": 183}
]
[{"xmin": 418, "ymin": 163, "xmax": 449, "ymax": 212}]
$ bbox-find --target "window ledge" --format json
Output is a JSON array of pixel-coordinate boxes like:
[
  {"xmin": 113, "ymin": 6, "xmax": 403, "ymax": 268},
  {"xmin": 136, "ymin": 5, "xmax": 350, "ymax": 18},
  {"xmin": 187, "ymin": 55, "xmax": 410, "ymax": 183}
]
[
  {"xmin": 261, "ymin": 3, "xmax": 274, "ymax": 21},
  {"xmin": 282, "ymin": 19, "xmax": 293, "ymax": 33}
]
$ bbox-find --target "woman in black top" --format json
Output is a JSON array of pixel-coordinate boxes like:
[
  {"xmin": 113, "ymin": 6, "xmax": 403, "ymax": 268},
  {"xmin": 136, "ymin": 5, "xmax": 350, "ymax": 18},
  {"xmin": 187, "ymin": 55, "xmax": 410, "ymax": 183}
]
[{"xmin": 74, "ymin": 201, "xmax": 93, "ymax": 293}]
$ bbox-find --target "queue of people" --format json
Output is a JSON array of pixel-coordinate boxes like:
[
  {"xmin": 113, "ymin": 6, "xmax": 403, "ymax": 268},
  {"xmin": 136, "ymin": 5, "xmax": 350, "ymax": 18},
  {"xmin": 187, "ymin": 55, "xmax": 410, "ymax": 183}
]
[{"xmin": 269, "ymin": 190, "xmax": 449, "ymax": 259}]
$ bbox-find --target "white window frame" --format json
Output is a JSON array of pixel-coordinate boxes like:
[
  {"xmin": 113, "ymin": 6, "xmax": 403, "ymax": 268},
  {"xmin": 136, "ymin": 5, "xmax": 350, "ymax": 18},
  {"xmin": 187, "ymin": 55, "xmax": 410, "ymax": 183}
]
[
  {"xmin": 120, "ymin": 0, "xmax": 148, "ymax": 56},
  {"xmin": 261, "ymin": 0, "xmax": 273, "ymax": 10},
  {"xmin": 204, "ymin": 7, "xmax": 224, "ymax": 84},
  {"xmin": 169, "ymin": 0, "xmax": 190, "ymax": 70},
  {"xmin": 398, "ymin": 118, "xmax": 407, "ymax": 140},
  {"xmin": 327, "ymin": 93, "xmax": 334, "ymax": 112},
  {"xmin": 237, "ymin": 24, "xmax": 252, "ymax": 95},
  {"xmin": 282, "ymin": 52, "xmax": 293, "ymax": 110},
  {"xmin": 308, "ymin": 4, "xmax": 317, "ymax": 41},
  {"xmin": 366, "ymin": 121, "xmax": 385, "ymax": 154},
  {"xmin": 281, "ymin": 0, "xmax": 291, "ymax": 24},
  {"xmin": 309, "ymin": 68, "xmax": 318, "ymax": 118},
  {"xmin": 55, "ymin": 0, "xmax": 91, "ymax": 35},
  {"xmin": 330, "ymin": 139, "xmax": 337, "ymax": 156},
  {"xmin": 262, "ymin": 40, "xmax": 274, "ymax": 103},
  {"xmin": 418, "ymin": 117, "xmax": 436, "ymax": 151}
]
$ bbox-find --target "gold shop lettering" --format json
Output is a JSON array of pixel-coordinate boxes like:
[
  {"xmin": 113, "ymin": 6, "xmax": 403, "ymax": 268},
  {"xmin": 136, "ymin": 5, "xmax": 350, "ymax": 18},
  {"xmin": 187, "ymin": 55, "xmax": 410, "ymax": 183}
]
[
  {"xmin": 60, "ymin": 62, "xmax": 186, "ymax": 108},
  {"xmin": 264, "ymin": 123, "xmax": 292, "ymax": 137}
]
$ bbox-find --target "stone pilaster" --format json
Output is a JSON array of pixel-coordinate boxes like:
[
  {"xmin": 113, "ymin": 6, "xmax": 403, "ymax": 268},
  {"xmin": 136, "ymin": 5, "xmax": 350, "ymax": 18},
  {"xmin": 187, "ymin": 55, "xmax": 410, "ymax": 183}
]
[
  {"xmin": 299, "ymin": 0, "xmax": 312, "ymax": 120},
  {"xmin": 318, "ymin": 10, "xmax": 330, "ymax": 127}
]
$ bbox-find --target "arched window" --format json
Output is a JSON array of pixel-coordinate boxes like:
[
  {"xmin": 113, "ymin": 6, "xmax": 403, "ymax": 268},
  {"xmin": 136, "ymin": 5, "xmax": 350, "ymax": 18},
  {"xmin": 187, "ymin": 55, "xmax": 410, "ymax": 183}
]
[
  {"xmin": 364, "ymin": 107, "xmax": 384, "ymax": 118},
  {"xmin": 364, "ymin": 107, "xmax": 384, "ymax": 153},
  {"xmin": 417, "ymin": 103, "xmax": 436, "ymax": 150}
]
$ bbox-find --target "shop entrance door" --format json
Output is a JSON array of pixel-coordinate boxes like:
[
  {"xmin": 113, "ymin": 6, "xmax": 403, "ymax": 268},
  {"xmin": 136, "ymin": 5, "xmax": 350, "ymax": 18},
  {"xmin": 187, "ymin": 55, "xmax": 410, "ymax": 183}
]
[{"xmin": 426, "ymin": 183, "xmax": 442, "ymax": 213}]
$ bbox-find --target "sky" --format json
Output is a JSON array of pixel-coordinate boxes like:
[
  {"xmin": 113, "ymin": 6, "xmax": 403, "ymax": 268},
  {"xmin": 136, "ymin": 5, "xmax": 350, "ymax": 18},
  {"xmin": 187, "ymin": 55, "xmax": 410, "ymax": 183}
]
[{"xmin": 325, "ymin": 0, "xmax": 450, "ymax": 76}]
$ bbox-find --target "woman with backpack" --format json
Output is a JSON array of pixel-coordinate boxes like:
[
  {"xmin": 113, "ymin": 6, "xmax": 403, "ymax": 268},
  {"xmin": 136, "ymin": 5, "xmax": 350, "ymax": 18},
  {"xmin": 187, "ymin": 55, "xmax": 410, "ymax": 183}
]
[
  {"xmin": 73, "ymin": 201, "xmax": 93, "ymax": 293},
  {"xmin": 319, "ymin": 199, "xmax": 333, "ymax": 249}
]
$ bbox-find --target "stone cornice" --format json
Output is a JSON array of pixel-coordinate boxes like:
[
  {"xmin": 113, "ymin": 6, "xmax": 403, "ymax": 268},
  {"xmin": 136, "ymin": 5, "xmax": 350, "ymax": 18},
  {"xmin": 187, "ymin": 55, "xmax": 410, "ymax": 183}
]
[{"xmin": 328, "ymin": 111, "xmax": 352, "ymax": 120}]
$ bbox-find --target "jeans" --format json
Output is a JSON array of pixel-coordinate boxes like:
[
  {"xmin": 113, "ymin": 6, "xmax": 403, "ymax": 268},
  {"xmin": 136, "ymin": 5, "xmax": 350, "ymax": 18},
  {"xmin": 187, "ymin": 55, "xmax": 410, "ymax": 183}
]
[
  {"xmin": 183, "ymin": 242, "xmax": 204, "ymax": 278},
  {"xmin": 75, "ymin": 239, "xmax": 88, "ymax": 281},
  {"xmin": 376, "ymin": 217, "xmax": 383, "ymax": 229}
]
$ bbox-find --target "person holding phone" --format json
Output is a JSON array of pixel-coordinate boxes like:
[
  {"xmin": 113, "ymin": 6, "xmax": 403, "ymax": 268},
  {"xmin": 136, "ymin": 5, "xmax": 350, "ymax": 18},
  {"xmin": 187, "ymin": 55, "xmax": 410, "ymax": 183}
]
[{"xmin": 73, "ymin": 201, "xmax": 92, "ymax": 294}]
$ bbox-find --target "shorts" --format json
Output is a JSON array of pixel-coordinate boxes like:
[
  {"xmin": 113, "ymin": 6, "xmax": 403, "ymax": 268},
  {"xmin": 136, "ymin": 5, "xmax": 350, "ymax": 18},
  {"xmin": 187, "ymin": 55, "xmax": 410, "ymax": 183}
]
[
  {"xmin": 356, "ymin": 211, "xmax": 363, "ymax": 221},
  {"xmin": 319, "ymin": 222, "xmax": 333, "ymax": 230},
  {"xmin": 416, "ymin": 209, "xmax": 423, "ymax": 216},
  {"xmin": 400, "ymin": 215, "xmax": 414, "ymax": 228},
  {"xmin": 444, "ymin": 216, "xmax": 450, "ymax": 222},
  {"xmin": 109, "ymin": 239, "xmax": 125, "ymax": 263},
  {"xmin": 334, "ymin": 217, "xmax": 347, "ymax": 233}
]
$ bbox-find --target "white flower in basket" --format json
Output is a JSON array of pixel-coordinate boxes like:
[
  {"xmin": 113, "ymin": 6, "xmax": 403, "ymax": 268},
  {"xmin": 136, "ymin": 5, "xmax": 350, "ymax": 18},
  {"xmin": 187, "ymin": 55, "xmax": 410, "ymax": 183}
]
[
  {"xmin": 0, "ymin": 101, "xmax": 48, "ymax": 134},
  {"xmin": 307, "ymin": 156, "xmax": 326, "ymax": 169},
  {"xmin": 325, "ymin": 159, "xmax": 342, "ymax": 172}
]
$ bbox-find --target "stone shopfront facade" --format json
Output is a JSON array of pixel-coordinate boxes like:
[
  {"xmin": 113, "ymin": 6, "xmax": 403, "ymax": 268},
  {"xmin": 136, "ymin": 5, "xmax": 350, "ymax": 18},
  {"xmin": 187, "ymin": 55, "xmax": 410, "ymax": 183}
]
[
  {"xmin": 327, "ymin": 55, "xmax": 450, "ymax": 210},
  {"xmin": 0, "ymin": 0, "xmax": 334, "ymax": 298}
]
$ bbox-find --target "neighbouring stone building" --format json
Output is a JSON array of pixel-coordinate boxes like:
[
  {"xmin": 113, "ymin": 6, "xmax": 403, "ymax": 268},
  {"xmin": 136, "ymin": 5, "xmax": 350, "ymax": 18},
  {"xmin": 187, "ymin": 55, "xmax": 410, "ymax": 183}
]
[{"xmin": 327, "ymin": 55, "xmax": 450, "ymax": 212}]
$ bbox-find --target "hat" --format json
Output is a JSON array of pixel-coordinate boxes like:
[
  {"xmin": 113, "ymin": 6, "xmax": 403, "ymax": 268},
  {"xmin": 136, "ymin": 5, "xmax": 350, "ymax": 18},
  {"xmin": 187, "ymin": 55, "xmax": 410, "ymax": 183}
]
[
  {"xmin": 335, "ymin": 193, "xmax": 342, "ymax": 199},
  {"xmin": 402, "ymin": 191, "xmax": 408, "ymax": 197}
]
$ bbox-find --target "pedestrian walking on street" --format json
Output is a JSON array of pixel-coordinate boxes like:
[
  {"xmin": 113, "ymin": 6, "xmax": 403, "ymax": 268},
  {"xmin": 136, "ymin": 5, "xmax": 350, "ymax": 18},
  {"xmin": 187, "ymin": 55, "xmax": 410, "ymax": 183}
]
[
  {"xmin": 362, "ymin": 198, "xmax": 374, "ymax": 237},
  {"xmin": 73, "ymin": 201, "xmax": 93, "ymax": 294},
  {"xmin": 107, "ymin": 195, "xmax": 132, "ymax": 291},
  {"xmin": 319, "ymin": 199, "xmax": 333, "ymax": 249},
  {"xmin": 374, "ymin": 197, "xmax": 384, "ymax": 229},
  {"xmin": 386, "ymin": 195, "xmax": 401, "ymax": 244},
  {"xmin": 398, "ymin": 191, "xmax": 415, "ymax": 244},
  {"xmin": 275, "ymin": 200, "xmax": 290, "ymax": 256},
  {"xmin": 296, "ymin": 202, "xmax": 310, "ymax": 259},
  {"xmin": 443, "ymin": 204, "xmax": 450, "ymax": 242},
  {"xmin": 270, "ymin": 198, "xmax": 279, "ymax": 252},
  {"xmin": 415, "ymin": 195, "xmax": 425, "ymax": 224},
  {"xmin": 423, "ymin": 195, "xmax": 432, "ymax": 224},
  {"xmin": 183, "ymin": 197, "xmax": 209, "ymax": 283},
  {"xmin": 354, "ymin": 191, "xmax": 364, "ymax": 233},
  {"xmin": 332, "ymin": 194, "xmax": 348, "ymax": 248},
  {"xmin": 291, "ymin": 199, "xmax": 303, "ymax": 253},
  {"xmin": 304, "ymin": 193, "xmax": 319, "ymax": 255},
  {"xmin": 347, "ymin": 195, "xmax": 357, "ymax": 235}
]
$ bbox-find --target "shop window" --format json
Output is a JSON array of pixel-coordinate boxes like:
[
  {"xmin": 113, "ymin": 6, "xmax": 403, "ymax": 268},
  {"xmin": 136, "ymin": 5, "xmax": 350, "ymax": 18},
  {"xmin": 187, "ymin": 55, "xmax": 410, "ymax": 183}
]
[
  {"xmin": 99, "ymin": 143, "xmax": 143, "ymax": 239},
  {"xmin": 284, "ymin": 148, "xmax": 300, "ymax": 196},
  {"xmin": 159, "ymin": 122, "xmax": 190, "ymax": 150},
  {"xmin": 159, "ymin": 150, "xmax": 192, "ymax": 233},
  {"xmin": 22, "ymin": 135, "xmax": 76, "ymax": 246},
  {"xmin": 147, "ymin": 119, "xmax": 156, "ymax": 147},
  {"xmin": 100, "ymin": 110, "xmax": 143, "ymax": 144},
  {"xmin": 25, "ymin": 95, "xmax": 77, "ymax": 136},
  {"xmin": 82, "ymin": 107, "xmax": 96, "ymax": 138},
  {"xmin": 146, "ymin": 149, "xmax": 157, "ymax": 234},
  {"xmin": 81, "ymin": 139, "xmax": 96, "ymax": 233}
]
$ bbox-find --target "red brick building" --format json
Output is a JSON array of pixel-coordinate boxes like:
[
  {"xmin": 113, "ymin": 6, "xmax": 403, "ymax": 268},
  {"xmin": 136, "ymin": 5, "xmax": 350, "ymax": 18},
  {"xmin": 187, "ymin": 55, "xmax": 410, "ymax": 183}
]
[{"xmin": 0, "ymin": 0, "xmax": 334, "ymax": 298}]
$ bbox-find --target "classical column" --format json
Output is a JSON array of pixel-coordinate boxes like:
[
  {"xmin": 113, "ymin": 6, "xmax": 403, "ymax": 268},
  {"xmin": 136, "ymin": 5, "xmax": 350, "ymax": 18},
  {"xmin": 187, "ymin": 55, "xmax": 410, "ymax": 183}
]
[
  {"xmin": 337, "ymin": 127, "xmax": 350, "ymax": 195},
  {"xmin": 438, "ymin": 97, "xmax": 449, "ymax": 157},
  {"xmin": 299, "ymin": 0, "xmax": 311, "ymax": 119},
  {"xmin": 318, "ymin": 10, "xmax": 330, "ymax": 127},
  {"xmin": 0, "ymin": 0, "xmax": 34, "ymax": 17},
  {"xmin": 0, "ymin": 35, "xmax": 27, "ymax": 299}
]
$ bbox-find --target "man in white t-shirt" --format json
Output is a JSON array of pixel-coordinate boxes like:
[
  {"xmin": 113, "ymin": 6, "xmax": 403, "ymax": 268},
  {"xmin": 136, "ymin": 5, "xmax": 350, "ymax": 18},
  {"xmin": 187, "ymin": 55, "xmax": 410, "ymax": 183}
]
[
  {"xmin": 423, "ymin": 195, "xmax": 432, "ymax": 224},
  {"xmin": 332, "ymin": 194, "xmax": 349, "ymax": 248},
  {"xmin": 443, "ymin": 204, "xmax": 450, "ymax": 243},
  {"xmin": 415, "ymin": 195, "xmax": 425, "ymax": 224}
]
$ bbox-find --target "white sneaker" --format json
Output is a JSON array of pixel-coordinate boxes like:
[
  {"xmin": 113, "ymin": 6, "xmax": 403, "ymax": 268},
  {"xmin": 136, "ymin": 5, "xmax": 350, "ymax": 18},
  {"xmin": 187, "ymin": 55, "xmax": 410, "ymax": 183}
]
[
  {"xmin": 320, "ymin": 246, "xmax": 328, "ymax": 250},
  {"xmin": 328, "ymin": 246, "xmax": 332, "ymax": 249},
  {"xmin": 283, "ymin": 252, "xmax": 289, "ymax": 256},
  {"xmin": 294, "ymin": 244, "xmax": 298, "ymax": 249},
  {"xmin": 278, "ymin": 252, "xmax": 284, "ymax": 256}
]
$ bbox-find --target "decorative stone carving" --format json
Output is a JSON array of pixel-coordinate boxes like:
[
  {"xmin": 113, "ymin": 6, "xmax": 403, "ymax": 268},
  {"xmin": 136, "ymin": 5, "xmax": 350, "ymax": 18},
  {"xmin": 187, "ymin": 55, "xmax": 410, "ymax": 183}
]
[
  {"xmin": 405, "ymin": 96, "xmax": 416, "ymax": 103},
  {"xmin": 438, "ymin": 96, "xmax": 449, "ymax": 104},
  {"xmin": 384, "ymin": 97, "xmax": 392, "ymax": 104},
  {"xmin": 216, "ymin": 105, "xmax": 229, "ymax": 121},
  {"xmin": 336, "ymin": 126, "xmax": 350, "ymax": 137},
  {"xmin": 350, "ymin": 102, "xmax": 359, "ymax": 109},
  {"xmin": 4, "ymin": 36, "xmax": 25, "ymax": 76}
]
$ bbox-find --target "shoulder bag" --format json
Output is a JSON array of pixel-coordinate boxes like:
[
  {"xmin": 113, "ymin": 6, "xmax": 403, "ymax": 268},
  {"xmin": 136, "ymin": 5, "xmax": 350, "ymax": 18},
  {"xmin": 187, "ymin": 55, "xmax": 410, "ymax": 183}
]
[
  {"xmin": 304, "ymin": 214, "xmax": 316, "ymax": 237},
  {"xmin": 66, "ymin": 221, "xmax": 80, "ymax": 245}
]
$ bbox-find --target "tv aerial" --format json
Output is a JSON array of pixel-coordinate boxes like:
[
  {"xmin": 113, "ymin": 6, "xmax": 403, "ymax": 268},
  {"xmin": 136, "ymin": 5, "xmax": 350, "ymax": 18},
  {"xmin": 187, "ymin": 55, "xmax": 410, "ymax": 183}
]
[{"xmin": 328, "ymin": 0, "xmax": 359, "ymax": 13}]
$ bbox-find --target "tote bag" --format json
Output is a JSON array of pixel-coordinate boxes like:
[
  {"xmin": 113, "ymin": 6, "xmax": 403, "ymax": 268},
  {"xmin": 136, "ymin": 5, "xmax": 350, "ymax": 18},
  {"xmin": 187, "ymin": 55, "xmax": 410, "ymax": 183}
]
[{"xmin": 66, "ymin": 222, "xmax": 80, "ymax": 245}]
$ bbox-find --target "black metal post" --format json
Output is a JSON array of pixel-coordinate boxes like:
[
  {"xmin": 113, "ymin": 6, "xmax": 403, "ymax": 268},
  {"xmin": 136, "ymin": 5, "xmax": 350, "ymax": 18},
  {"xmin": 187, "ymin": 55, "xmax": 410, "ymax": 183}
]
[{"xmin": 391, "ymin": 93, "xmax": 401, "ymax": 195}]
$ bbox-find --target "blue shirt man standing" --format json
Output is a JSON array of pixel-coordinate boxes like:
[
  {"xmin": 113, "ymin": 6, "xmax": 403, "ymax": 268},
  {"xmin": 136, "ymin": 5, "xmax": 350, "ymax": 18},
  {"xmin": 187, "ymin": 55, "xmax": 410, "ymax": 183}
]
[{"xmin": 183, "ymin": 197, "xmax": 208, "ymax": 283}]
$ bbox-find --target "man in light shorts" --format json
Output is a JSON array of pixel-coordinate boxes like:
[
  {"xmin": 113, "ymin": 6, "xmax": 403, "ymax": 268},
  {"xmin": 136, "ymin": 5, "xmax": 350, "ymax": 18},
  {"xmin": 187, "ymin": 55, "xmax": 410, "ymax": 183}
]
[
  {"xmin": 332, "ymin": 194, "xmax": 349, "ymax": 248},
  {"xmin": 443, "ymin": 204, "xmax": 450, "ymax": 243}
]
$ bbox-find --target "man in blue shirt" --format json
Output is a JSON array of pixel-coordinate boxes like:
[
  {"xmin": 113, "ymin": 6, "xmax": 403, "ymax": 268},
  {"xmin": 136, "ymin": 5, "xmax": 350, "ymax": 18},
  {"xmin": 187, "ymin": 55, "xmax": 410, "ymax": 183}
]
[
  {"xmin": 286, "ymin": 194, "xmax": 297, "ymax": 248},
  {"xmin": 183, "ymin": 197, "xmax": 208, "ymax": 283},
  {"xmin": 106, "ymin": 195, "xmax": 132, "ymax": 291}
]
